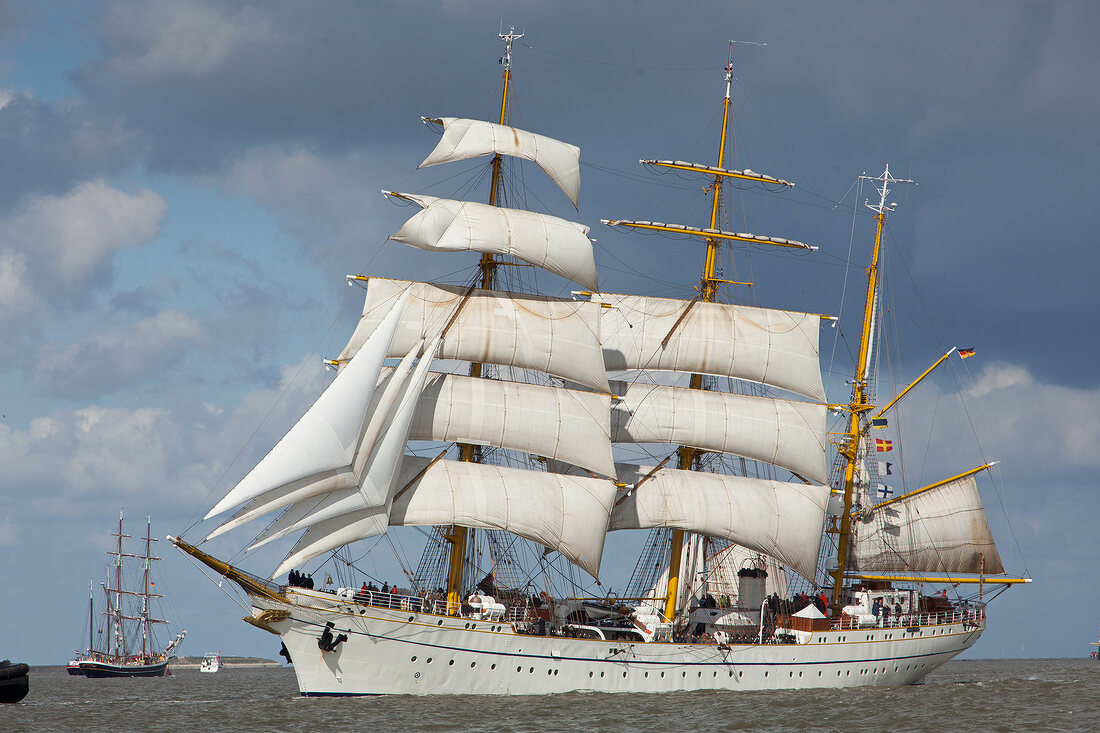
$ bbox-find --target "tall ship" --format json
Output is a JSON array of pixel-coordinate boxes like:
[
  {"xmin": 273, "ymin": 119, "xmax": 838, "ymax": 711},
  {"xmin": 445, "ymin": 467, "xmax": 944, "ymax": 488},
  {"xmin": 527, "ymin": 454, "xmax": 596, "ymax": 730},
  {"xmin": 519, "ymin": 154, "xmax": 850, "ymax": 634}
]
[
  {"xmin": 69, "ymin": 512, "xmax": 187, "ymax": 678},
  {"xmin": 172, "ymin": 33, "xmax": 1028, "ymax": 695}
]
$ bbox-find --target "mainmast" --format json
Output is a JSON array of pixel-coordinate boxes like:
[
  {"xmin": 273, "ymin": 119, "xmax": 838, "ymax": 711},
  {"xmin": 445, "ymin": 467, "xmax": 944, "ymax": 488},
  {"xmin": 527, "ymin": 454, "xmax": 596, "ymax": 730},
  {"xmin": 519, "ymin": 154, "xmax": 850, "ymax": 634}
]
[
  {"xmin": 663, "ymin": 46, "xmax": 738, "ymax": 623},
  {"xmin": 829, "ymin": 164, "xmax": 912, "ymax": 615},
  {"xmin": 445, "ymin": 27, "xmax": 523, "ymax": 613}
]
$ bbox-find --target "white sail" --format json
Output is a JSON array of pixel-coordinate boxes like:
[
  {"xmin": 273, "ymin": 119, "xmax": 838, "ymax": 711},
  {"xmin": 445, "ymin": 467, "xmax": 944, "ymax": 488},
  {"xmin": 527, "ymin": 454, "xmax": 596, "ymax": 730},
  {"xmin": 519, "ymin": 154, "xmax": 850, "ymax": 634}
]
[
  {"xmin": 338, "ymin": 279, "xmax": 609, "ymax": 393},
  {"xmin": 387, "ymin": 193, "xmax": 598, "ymax": 290},
  {"xmin": 592, "ymin": 293, "xmax": 825, "ymax": 402},
  {"xmin": 419, "ymin": 117, "xmax": 580, "ymax": 206},
  {"xmin": 205, "ymin": 294, "xmax": 409, "ymax": 519},
  {"xmin": 205, "ymin": 470, "xmax": 354, "ymax": 541},
  {"xmin": 610, "ymin": 464, "xmax": 829, "ymax": 581},
  {"xmin": 409, "ymin": 370, "xmax": 614, "ymax": 478},
  {"xmin": 610, "ymin": 380, "xmax": 828, "ymax": 484},
  {"xmin": 848, "ymin": 474, "xmax": 1005, "ymax": 575},
  {"xmin": 250, "ymin": 337, "xmax": 440, "ymax": 550},
  {"xmin": 275, "ymin": 455, "xmax": 616, "ymax": 578},
  {"xmin": 207, "ymin": 349, "xmax": 420, "ymax": 541}
]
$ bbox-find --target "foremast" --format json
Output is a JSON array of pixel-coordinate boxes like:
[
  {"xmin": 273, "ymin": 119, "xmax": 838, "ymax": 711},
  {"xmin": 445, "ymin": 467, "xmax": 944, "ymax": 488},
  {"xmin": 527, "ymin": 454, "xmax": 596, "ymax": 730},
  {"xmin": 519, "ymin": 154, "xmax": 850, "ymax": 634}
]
[
  {"xmin": 446, "ymin": 27, "xmax": 523, "ymax": 613},
  {"xmin": 828, "ymin": 165, "xmax": 912, "ymax": 615}
]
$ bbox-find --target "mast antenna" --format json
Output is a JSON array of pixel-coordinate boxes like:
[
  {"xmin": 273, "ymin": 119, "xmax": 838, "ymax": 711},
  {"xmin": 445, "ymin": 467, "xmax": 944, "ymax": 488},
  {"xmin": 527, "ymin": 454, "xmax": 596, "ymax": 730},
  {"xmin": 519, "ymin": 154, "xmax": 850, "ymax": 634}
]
[
  {"xmin": 861, "ymin": 164, "xmax": 915, "ymax": 217},
  {"xmin": 498, "ymin": 24, "xmax": 524, "ymax": 69}
]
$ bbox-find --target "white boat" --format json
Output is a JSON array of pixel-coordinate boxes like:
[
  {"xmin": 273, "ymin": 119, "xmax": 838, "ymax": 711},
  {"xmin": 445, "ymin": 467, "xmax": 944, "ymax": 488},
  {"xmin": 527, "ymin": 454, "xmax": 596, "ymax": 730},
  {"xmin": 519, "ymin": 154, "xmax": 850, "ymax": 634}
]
[
  {"xmin": 172, "ymin": 32, "xmax": 1028, "ymax": 696},
  {"xmin": 199, "ymin": 652, "xmax": 222, "ymax": 673}
]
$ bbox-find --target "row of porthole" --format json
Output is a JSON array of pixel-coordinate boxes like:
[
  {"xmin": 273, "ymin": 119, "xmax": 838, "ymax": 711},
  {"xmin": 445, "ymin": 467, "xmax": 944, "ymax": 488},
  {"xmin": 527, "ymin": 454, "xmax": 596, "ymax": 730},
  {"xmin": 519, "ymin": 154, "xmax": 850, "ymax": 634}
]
[{"xmin": 407, "ymin": 656, "xmax": 930, "ymax": 680}]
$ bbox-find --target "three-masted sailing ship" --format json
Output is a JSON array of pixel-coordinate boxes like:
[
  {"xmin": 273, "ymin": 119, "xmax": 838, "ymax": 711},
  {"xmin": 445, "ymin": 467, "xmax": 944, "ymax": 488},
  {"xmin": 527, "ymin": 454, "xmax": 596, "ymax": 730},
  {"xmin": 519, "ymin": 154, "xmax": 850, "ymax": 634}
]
[
  {"xmin": 172, "ymin": 33, "xmax": 1027, "ymax": 696},
  {"xmin": 69, "ymin": 512, "xmax": 186, "ymax": 678}
]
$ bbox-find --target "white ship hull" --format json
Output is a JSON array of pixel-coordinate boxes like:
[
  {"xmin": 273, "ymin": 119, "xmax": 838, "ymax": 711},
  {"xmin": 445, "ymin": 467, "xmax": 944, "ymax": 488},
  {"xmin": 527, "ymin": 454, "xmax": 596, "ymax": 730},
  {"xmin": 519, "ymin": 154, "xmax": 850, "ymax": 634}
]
[{"xmin": 259, "ymin": 589, "xmax": 983, "ymax": 696}]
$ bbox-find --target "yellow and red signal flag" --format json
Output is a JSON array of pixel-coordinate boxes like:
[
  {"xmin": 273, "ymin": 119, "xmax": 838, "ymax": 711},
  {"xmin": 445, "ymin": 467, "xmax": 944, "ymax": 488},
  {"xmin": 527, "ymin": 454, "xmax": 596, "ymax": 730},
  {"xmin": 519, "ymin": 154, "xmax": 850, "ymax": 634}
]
[{"xmin": 875, "ymin": 438, "xmax": 893, "ymax": 452}]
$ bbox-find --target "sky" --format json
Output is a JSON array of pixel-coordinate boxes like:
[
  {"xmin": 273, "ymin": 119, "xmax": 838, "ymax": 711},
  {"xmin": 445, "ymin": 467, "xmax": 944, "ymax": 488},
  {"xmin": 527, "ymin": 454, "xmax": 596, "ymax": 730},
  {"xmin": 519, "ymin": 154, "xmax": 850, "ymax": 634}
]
[{"xmin": 2, "ymin": 0, "xmax": 1098, "ymax": 666}]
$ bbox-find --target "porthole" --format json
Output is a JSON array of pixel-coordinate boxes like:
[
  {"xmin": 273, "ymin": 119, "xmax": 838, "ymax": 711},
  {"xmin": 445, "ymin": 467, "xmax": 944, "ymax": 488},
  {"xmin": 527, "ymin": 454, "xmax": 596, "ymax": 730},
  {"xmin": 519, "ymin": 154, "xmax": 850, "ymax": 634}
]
[
  {"xmin": 712, "ymin": 671, "xmax": 717, "ymax": 678},
  {"xmin": 623, "ymin": 671, "xmax": 627, "ymax": 678},
  {"xmin": 465, "ymin": 623, "xmax": 470, "ymax": 629},
  {"xmin": 517, "ymin": 666, "xmax": 522, "ymax": 673},
  {"xmin": 437, "ymin": 620, "xmax": 443, "ymax": 626},
  {"xmin": 471, "ymin": 623, "xmax": 477, "ymax": 629},
  {"xmin": 529, "ymin": 667, "xmax": 534, "ymax": 674},
  {"xmin": 728, "ymin": 671, "xmax": 733, "ymax": 678},
  {"xmin": 799, "ymin": 671, "xmax": 803, "ymax": 678},
  {"xmin": 426, "ymin": 658, "xmax": 433, "ymax": 664},
  {"xmin": 818, "ymin": 671, "xmax": 822, "ymax": 677},
  {"xmin": 490, "ymin": 664, "xmax": 496, "ymax": 670},
  {"xmin": 408, "ymin": 616, "xmax": 414, "ymax": 622},
  {"xmin": 644, "ymin": 672, "xmax": 649, "ymax": 678},
  {"xmin": 548, "ymin": 669, "xmax": 552, "ymax": 675},
  {"xmin": 601, "ymin": 671, "xmax": 605, "ymax": 678},
  {"xmin": 661, "ymin": 672, "xmax": 665, "ymax": 678},
  {"xmin": 789, "ymin": 671, "xmax": 794, "ymax": 678},
  {"xmin": 410, "ymin": 656, "xmax": 417, "ymax": 662},
  {"xmin": 764, "ymin": 671, "xmax": 769, "ymax": 678},
  {"xmin": 448, "ymin": 660, "xmax": 454, "ymax": 666},
  {"xmin": 738, "ymin": 671, "xmax": 743, "ymax": 678},
  {"xmin": 589, "ymin": 671, "xmax": 594, "ymax": 678},
  {"xmin": 470, "ymin": 662, "xmax": 476, "ymax": 668}
]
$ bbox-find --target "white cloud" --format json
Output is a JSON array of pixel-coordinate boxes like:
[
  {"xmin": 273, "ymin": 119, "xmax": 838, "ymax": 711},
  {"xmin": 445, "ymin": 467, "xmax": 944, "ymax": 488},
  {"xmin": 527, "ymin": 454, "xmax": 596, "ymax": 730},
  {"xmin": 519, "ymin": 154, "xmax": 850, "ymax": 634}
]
[
  {"xmin": 4, "ymin": 180, "xmax": 165, "ymax": 285},
  {"xmin": 30, "ymin": 310, "xmax": 204, "ymax": 399},
  {"xmin": 99, "ymin": 0, "xmax": 280, "ymax": 80},
  {"xmin": 0, "ymin": 354, "xmax": 327, "ymax": 521},
  {"xmin": 0, "ymin": 248, "xmax": 33, "ymax": 313}
]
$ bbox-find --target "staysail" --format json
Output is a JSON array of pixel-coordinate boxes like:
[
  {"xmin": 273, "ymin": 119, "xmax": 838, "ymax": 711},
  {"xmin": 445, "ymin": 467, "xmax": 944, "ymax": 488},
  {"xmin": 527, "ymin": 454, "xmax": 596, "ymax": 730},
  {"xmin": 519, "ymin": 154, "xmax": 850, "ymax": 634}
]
[{"xmin": 273, "ymin": 455, "xmax": 617, "ymax": 578}]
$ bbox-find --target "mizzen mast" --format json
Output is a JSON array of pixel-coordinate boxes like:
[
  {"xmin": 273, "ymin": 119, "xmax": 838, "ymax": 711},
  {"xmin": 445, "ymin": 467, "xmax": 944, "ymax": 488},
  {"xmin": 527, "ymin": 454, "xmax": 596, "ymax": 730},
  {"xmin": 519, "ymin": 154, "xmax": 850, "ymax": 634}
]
[
  {"xmin": 828, "ymin": 164, "xmax": 913, "ymax": 615},
  {"xmin": 445, "ymin": 26, "xmax": 523, "ymax": 613}
]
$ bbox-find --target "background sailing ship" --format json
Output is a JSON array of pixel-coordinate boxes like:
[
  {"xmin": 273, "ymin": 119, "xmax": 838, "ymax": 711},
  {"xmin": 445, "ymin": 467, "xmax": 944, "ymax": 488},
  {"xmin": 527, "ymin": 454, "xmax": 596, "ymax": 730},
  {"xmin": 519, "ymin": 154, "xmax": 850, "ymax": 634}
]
[
  {"xmin": 69, "ymin": 512, "xmax": 186, "ymax": 678},
  {"xmin": 171, "ymin": 33, "xmax": 1028, "ymax": 695}
]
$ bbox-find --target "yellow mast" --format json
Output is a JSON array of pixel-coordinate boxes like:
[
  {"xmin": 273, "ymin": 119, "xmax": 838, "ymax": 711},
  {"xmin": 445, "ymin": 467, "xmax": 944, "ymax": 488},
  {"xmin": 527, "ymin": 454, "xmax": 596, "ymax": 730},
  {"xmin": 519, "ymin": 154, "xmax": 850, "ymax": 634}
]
[
  {"xmin": 828, "ymin": 164, "xmax": 912, "ymax": 616},
  {"xmin": 445, "ymin": 28, "xmax": 521, "ymax": 614},
  {"xmin": 662, "ymin": 47, "xmax": 735, "ymax": 623}
]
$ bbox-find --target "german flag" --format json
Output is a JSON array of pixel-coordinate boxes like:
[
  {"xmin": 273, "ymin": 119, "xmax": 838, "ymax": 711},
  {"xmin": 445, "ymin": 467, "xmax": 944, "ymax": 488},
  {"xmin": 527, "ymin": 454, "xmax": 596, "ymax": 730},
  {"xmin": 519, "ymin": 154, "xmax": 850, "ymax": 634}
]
[
  {"xmin": 875, "ymin": 438, "xmax": 893, "ymax": 452},
  {"xmin": 958, "ymin": 347, "xmax": 975, "ymax": 359}
]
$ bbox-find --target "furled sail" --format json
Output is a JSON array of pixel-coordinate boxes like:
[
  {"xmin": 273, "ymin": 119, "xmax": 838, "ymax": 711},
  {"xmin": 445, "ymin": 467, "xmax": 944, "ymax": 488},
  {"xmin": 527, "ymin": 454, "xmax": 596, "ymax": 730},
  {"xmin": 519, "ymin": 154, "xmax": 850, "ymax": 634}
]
[
  {"xmin": 386, "ymin": 193, "xmax": 598, "ymax": 290},
  {"xmin": 848, "ymin": 474, "xmax": 1005, "ymax": 574},
  {"xmin": 205, "ymin": 294, "xmax": 409, "ymax": 520},
  {"xmin": 419, "ymin": 117, "xmax": 581, "ymax": 206},
  {"xmin": 338, "ymin": 278, "xmax": 609, "ymax": 393},
  {"xmin": 610, "ymin": 464, "xmax": 829, "ymax": 581},
  {"xmin": 592, "ymin": 293, "xmax": 825, "ymax": 402},
  {"xmin": 274, "ymin": 455, "xmax": 617, "ymax": 578},
  {"xmin": 408, "ymin": 370, "xmax": 614, "ymax": 478},
  {"xmin": 610, "ymin": 380, "xmax": 828, "ymax": 484}
]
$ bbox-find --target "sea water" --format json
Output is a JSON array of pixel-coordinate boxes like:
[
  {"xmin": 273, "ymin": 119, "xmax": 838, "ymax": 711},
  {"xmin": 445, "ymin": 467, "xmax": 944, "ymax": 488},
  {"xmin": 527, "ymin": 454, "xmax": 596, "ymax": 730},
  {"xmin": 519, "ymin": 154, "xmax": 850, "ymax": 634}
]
[{"xmin": 4, "ymin": 658, "xmax": 1097, "ymax": 732}]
